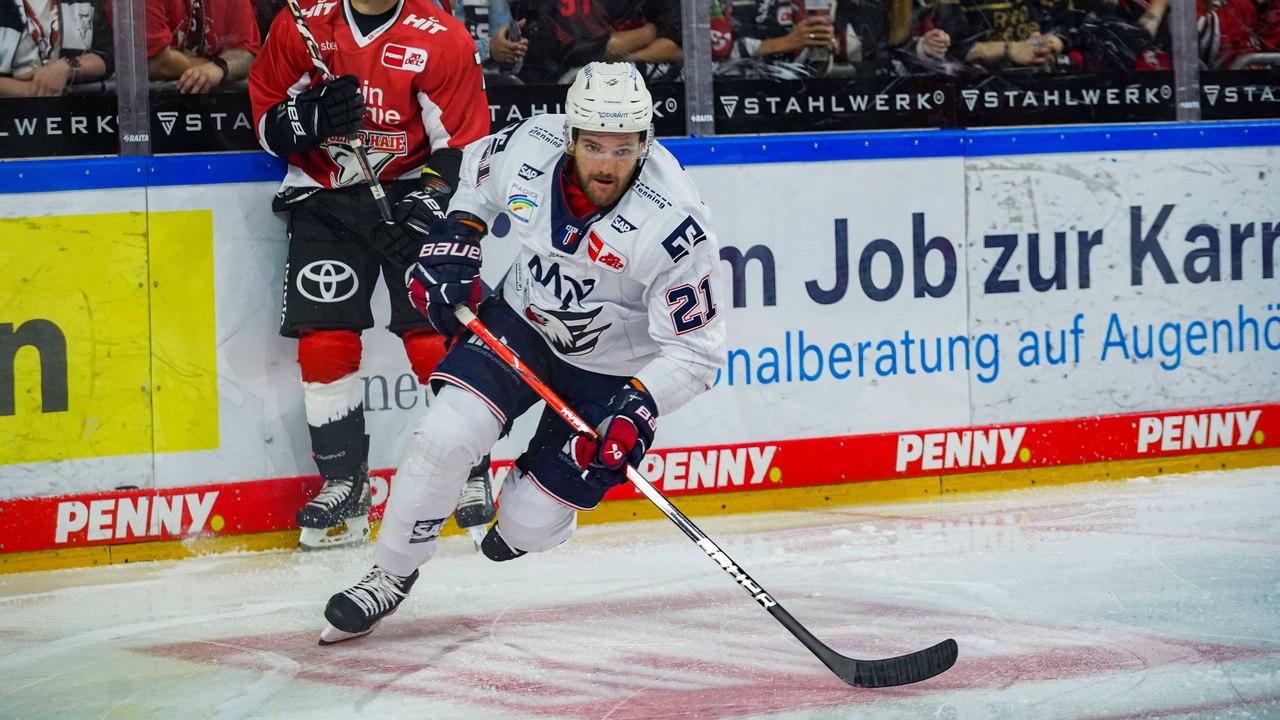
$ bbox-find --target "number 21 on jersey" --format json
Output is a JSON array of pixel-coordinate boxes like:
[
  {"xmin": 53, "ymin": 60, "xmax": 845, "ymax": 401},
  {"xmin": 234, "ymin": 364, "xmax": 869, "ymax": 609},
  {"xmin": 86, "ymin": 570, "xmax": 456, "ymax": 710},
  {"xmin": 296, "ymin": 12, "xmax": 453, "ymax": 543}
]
[{"xmin": 666, "ymin": 275, "xmax": 717, "ymax": 335}]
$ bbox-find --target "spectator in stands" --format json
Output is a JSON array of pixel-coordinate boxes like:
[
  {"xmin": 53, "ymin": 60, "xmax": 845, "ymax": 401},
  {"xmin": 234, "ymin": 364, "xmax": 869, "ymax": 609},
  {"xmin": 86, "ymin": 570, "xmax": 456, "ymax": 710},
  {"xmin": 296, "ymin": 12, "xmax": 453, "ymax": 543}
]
[
  {"xmin": 1111, "ymin": 0, "xmax": 1261, "ymax": 71},
  {"xmin": 0, "ymin": 0, "xmax": 113, "ymax": 96},
  {"xmin": 607, "ymin": 0, "xmax": 682, "ymax": 66},
  {"xmin": 1258, "ymin": 0, "xmax": 1280, "ymax": 53},
  {"xmin": 147, "ymin": 0, "xmax": 260, "ymax": 93},
  {"xmin": 512, "ymin": 0, "xmax": 679, "ymax": 83},
  {"xmin": 1197, "ymin": 0, "xmax": 1259, "ymax": 67},
  {"xmin": 255, "ymin": 0, "xmax": 282, "ymax": 42},
  {"xmin": 455, "ymin": 0, "xmax": 527, "ymax": 84},
  {"xmin": 928, "ymin": 0, "xmax": 1156, "ymax": 72},
  {"xmin": 839, "ymin": 0, "xmax": 951, "ymax": 75},
  {"xmin": 716, "ymin": 0, "xmax": 843, "ymax": 78}
]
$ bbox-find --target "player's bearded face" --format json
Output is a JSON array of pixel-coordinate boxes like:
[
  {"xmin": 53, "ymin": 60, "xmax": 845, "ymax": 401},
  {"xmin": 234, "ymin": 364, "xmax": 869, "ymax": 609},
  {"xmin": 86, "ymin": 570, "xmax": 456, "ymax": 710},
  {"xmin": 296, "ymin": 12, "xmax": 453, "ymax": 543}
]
[{"xmin": 572, "ymin": 130, "xmax": 644, "ymax": 206}]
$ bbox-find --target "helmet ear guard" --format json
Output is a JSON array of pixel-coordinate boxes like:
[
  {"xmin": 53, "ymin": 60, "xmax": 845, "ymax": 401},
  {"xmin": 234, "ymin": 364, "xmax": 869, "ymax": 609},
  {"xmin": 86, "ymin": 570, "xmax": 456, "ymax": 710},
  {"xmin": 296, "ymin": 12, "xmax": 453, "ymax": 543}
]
[{"xmin": 563, "ymin": 62, "xmax": 654, "ymax": 160}]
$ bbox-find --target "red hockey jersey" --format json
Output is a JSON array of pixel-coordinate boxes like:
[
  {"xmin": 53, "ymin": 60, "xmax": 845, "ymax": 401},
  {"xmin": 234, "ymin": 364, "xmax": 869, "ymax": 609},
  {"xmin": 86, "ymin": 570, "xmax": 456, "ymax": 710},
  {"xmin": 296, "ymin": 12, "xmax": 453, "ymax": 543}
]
[{"xmin": 249, "ymin": 0, "xmax": 488, "ymax": 191}]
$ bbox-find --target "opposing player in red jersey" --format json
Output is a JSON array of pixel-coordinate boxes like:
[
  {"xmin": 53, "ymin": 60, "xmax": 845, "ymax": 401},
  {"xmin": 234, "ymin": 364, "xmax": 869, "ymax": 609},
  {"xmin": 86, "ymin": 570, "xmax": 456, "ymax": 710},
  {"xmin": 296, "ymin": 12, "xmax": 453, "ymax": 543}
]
[{"xmin": 249, "ymin": 0, "xmax": 494, "ymax": 550}]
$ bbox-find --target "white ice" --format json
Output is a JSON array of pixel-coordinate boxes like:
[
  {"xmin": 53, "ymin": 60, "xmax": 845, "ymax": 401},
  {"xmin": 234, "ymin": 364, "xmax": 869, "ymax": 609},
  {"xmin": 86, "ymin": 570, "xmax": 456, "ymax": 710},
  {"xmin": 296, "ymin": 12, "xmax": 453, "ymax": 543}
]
[{"xmin": 1, "ymin": 466, "xmax": 1278, "ymax": 719}]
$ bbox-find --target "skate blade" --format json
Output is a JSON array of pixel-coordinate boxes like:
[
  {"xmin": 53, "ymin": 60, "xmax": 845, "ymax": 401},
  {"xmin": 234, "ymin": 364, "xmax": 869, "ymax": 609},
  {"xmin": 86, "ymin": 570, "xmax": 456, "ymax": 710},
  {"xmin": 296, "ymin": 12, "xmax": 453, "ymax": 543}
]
[
  {"xmin": 299, "ymin": 517, "xmax": 371, "ymax": 551},
  {"xmin": 466, "ymin": 525, "xmax": 487, "ymax": 553},
  {"xmin": 318, "ymin": 621, "xmax": 379, "ymax": 646}
]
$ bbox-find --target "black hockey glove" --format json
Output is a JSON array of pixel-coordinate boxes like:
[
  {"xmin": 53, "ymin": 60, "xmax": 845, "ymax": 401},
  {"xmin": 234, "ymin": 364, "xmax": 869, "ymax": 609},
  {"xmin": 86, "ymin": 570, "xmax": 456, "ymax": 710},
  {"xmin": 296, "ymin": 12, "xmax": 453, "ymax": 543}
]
[
  {"xmin": 262, "ymin": 75, "xmax": 364, "ymax": 157},
  {"xmin": 408, "ymin": 217, "xmax": 484, "ymax": 339},
  {"xmin": 572, "ymin": 381, "xmax": 658, "ymax": 489},
  {"xmin": 373, "ymin": 190, "xmax": 448, "ymax": 268}
]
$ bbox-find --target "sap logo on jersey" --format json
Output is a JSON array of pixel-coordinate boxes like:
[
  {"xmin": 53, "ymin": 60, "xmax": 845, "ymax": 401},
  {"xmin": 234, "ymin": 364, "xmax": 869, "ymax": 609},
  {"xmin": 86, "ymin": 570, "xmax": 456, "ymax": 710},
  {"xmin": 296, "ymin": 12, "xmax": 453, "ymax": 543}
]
[
  {"xmin": 610, "ymin": 215, "xmax": 636, "ymax": 233},
  {"xmin": 382, "ymin": 44, "xmax": 428, "ymax": 72},
  {"xmin": 639, "ymin": 446, "xmax": 778, "ymax": 490},
  {"xmin": 517, "ymin": 163, "xmax": 544, "ymax": 181},
  {"xmin": 507, "ymin": 185, "xmax": 540, "ymax": 223},
  {"xmin": 1137, "ymin": 410, "xmax": 1260, "ymax": 453},
  {"xmin": 587, "ymin": 231, "xmax": 627, "ymax": 272},
  {"xmin": 895, "ymin": 428, "xmax": 1027, "ymax": 472},
  {"xmin": 55, "ymin": 491, "xmax": 219, "ymax": 543},
  {"xmin": 297, "ymin": 260, "xmax": 358, "ymax": 303}
]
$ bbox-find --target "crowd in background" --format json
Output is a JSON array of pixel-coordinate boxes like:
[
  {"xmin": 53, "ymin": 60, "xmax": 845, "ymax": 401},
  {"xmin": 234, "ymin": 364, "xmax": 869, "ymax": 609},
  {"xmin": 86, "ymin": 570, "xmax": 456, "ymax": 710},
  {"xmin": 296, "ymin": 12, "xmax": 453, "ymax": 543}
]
[{"xmin": 1, "ymin": 0, "xmax": 1278, "ymax": 97}]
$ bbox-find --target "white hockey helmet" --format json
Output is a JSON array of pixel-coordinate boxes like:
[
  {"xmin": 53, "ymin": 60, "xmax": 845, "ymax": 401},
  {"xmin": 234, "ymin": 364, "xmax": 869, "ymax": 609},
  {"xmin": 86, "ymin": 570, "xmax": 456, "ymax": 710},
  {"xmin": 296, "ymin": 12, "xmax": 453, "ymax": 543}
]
[{"xmin": 563, "ymin": 62, "xmax": 654, "ymax": 158}]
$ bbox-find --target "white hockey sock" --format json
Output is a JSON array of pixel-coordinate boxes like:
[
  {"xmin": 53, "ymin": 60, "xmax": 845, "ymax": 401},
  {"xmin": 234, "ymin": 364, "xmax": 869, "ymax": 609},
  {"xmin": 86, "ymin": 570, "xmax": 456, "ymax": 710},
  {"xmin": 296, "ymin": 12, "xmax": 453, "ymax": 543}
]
[
  {"xmin": 374, "ymin": 386, "xmax": 503, "ymax": 577},
  {"xmin": 302, "ymin": 373, "xmax": 362, "ymax": 427}
]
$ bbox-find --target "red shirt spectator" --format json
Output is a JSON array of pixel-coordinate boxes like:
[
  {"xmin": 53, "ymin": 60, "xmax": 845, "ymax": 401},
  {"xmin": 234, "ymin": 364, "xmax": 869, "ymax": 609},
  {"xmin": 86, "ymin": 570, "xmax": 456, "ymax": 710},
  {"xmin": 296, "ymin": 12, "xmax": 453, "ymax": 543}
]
[{"xmin": 147, "ymin": 0, "xmax": 261, "ymax": 92}]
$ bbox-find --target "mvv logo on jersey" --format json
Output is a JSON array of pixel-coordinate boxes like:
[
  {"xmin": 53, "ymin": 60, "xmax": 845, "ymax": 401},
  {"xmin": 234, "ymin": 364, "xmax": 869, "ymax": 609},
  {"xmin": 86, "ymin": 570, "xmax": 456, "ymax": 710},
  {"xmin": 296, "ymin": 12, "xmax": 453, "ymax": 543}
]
[
  {"xmin": 382, "ymin": 44, "xmax": 428, "ymax": 72},
  {"xmin": 587, "ymin": 231, "xmax": 627, "ymax": 273}
]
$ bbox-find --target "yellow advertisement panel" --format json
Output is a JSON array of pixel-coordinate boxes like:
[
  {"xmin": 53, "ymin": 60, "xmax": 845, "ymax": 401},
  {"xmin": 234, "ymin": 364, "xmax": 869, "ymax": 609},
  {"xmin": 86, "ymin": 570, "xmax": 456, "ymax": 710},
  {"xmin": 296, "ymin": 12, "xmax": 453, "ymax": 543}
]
[
  {"xmin": 0, "ymin": 211, "xmax": 218, "ymax": 464},
  {"xmin": 149, "ymin": 211, "xmax": 219, "ymax": 454}
]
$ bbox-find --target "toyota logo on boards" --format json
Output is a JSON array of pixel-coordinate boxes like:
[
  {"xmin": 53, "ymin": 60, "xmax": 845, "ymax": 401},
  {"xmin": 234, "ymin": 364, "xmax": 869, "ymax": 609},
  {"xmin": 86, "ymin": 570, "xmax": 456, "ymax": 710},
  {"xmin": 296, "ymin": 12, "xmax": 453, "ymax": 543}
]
[{"xmin": 297, "ymin": 261, "xmax": 359, "ymax": 302}]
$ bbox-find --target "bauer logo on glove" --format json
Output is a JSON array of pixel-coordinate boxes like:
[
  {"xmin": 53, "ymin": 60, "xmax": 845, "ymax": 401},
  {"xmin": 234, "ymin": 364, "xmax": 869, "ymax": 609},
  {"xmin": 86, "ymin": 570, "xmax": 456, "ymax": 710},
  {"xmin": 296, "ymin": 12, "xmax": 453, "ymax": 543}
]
[
  {"xmin": 407, "ymin": 216, "xmax": 486, "ymax": 339},
  {"xmin": 418, "ymin": 242, "xmax": 483, "ymax": 260}
]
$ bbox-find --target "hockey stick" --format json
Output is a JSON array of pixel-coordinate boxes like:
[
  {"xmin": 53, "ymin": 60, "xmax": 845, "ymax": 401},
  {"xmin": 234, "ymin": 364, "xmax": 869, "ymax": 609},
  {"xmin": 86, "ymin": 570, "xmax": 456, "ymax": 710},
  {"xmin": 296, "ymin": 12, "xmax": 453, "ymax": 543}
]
[
  {"xmin": 453, "ymin": 305, "xmax": 958, "ymax": 688},
  {"xmin": 281, "ymin": 0, "xmax": 393, "ymax": 221}
]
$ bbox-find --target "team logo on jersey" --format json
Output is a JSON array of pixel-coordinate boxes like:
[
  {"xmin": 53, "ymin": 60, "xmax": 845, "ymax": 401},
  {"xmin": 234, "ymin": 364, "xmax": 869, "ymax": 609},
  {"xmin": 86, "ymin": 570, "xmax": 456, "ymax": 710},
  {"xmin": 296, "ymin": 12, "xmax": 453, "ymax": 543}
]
[
  {"xmin": 357, "ymin": 129, "xmax": 407, "ymax": 154},
  {"xmin": 523, "ymin": 305, "xmax": 611, "ymax": 356},
  {"xmin": 610, "ymin": 215, "xmax": 637, "ymax": 233},
  {"xmin": 326, "ymin": 138, "xmax": 397, "ymax": 187},
  {"xmin": 661, "ymin": 216, "xmax": 708, "ymax": 263},
  {"xmin": 587, "ymin": 231, "xmax": 627, "ymax": 273},
  {"xmin": 296, "ymin": 260, "xmax": 359, "ymax": 303},
  {"xmin": 382, "ymin": 44, "xmax": 428, "ymax": 72},
  {"xmin": 507, "ymin": 185, "xmax": 540, "ymax": 224},
  {"xmin": 517, "ymin": 163, "xmax": 545, "ymax": 181}
]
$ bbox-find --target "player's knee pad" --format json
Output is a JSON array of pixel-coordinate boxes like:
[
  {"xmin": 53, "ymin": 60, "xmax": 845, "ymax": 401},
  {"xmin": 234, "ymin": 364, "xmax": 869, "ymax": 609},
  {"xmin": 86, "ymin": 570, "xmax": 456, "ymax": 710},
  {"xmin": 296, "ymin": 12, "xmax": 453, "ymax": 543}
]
[
  {"xmin": 406, "ymin": 386, "xmax": 503, "ymax": 478},
  {"xmin": 490, "ymin": 468, "xmax": 577, "ymax": 554},
  {"xmin": 297, "ymin": 330, "xmax": 362, "ymax": 384},
  {"xmin": 402, "ymin": 327, "xmax": 448, "ymax": 384},
  {"xmin": 480, "ymin": 525, "xmax": 527, "ymax": 562}
]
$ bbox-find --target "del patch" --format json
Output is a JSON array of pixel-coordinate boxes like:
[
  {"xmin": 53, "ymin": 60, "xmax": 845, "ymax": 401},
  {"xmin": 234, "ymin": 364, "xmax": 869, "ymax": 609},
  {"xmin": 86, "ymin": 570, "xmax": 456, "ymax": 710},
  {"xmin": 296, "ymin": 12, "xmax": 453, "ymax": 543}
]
[{"xmin": 382, "ymin": 44, "xmax": 428, "ymax": 71}]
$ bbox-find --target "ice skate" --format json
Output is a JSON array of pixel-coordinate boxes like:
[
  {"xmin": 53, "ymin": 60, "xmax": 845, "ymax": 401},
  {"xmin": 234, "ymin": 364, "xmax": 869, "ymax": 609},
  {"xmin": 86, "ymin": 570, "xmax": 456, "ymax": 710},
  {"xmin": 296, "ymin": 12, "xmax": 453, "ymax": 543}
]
[
  {"xmin": 454, "ymin": 455, "xmax": 495, "ymax": 551},
  {"xmin": 319, "ymin": 566, "xmax": 419, "ymax": 645},
  {"xmin": 297, "ymin": 471, "xmax": 372, "ymax": 550}
]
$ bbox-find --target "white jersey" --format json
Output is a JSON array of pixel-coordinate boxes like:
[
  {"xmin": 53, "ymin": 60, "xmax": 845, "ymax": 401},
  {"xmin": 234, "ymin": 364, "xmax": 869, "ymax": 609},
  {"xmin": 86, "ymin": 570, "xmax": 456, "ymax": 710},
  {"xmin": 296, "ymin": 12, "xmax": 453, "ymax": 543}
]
[{"xmin": 451, "ymin": 114, "xmax": 726, "ymax": 415}]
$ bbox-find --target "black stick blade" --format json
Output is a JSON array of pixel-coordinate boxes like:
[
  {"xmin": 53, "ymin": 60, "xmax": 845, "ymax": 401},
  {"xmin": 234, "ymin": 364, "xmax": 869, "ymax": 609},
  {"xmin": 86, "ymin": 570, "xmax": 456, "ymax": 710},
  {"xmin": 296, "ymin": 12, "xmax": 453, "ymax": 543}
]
[{"xmin": 824, "ymin": 638, "xmax": 959, "ymax": 688}]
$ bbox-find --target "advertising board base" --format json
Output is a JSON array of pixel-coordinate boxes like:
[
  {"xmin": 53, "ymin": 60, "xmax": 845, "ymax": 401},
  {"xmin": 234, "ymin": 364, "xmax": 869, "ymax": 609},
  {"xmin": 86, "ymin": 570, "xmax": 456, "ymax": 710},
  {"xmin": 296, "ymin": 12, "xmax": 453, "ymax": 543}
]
[{"xmin": 5, "ymin": 447, "xmax": 1275, "ymax": 575}]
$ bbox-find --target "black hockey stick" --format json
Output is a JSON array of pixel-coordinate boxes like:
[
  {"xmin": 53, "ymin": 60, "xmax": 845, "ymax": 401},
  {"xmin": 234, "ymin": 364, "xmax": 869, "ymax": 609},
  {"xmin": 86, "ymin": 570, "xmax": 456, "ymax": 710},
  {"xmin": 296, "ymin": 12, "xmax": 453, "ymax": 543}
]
[
  {"xmin": 281, "ymin": 0, "xmax": 393, "ymax": 221},
  {"xmin": 453, "ymin": 305, "xmax": 958, "ymax": 688}
]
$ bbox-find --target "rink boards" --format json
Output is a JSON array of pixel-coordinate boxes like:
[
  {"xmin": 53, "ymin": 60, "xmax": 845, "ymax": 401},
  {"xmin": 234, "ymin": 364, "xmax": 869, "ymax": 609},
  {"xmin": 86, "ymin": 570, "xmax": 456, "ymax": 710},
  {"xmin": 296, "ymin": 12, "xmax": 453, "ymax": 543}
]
[{"xmin": 1, "ymin": 122, "xmax": 1278, "ymax": 570}]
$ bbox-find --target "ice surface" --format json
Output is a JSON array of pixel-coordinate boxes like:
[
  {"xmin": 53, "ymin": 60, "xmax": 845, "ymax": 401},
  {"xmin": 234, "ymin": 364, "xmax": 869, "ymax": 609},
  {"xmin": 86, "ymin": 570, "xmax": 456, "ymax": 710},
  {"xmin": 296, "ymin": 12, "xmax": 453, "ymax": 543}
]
[{"xmin": 1, "ymin": 467, "xmax": 1277, "ymax": 719}]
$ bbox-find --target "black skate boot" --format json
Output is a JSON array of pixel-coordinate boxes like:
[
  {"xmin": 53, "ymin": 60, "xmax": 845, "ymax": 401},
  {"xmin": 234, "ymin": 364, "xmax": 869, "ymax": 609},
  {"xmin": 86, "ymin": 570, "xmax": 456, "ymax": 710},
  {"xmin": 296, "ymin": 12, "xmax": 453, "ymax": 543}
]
[
  {"xmin": 454, "ymin": 455, "xmax": 495, "ymax": 550},
  {"xmin": 319, "ymin": 566, "xmax": 419, "ymax": 645},
  {"xmin": 296, "ymin": 469, "xmax": 372, "ymax": 550}
]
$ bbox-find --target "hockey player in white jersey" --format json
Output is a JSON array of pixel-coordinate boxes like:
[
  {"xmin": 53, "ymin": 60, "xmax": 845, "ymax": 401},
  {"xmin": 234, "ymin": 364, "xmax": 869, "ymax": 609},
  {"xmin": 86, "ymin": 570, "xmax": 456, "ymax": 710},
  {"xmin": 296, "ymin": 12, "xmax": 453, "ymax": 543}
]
[{"xmin": 317, "ymin": 62, "xmax": 725, "ymax": 645}]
